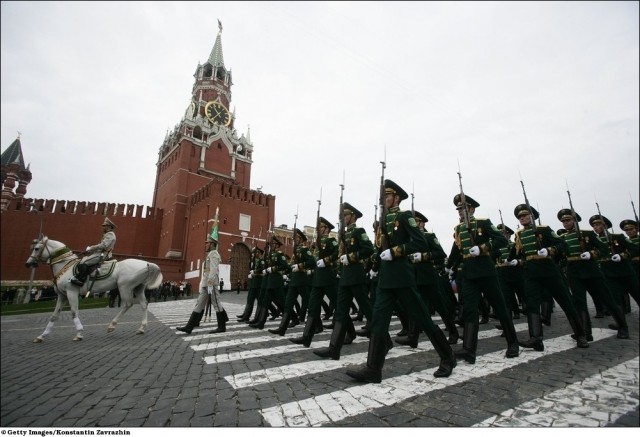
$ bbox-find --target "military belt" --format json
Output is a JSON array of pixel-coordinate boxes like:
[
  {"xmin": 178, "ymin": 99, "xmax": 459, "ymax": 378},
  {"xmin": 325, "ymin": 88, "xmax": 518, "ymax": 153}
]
[
  {"xmin": 463, "ymin": 254, "xmax": 488, "ymax": 260},
  {"xmin": 566, "ymin": 256, "xmax": 584, "ymax": 262},
  {"xmin": 526, "ymin": 255, "xmax": 548, "ymax": 261}
]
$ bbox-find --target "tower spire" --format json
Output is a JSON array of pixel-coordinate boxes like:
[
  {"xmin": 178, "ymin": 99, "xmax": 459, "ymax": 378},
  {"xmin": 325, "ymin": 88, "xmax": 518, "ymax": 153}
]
[{"xmin": 208, "ymin": 19, "xmax": 225, "ymax": 68}]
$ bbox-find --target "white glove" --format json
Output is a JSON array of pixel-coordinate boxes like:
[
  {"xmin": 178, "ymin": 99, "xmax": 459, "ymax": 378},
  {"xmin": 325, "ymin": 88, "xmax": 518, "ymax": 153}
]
[
  {"xmin": 306, "ymin": 269, "xmax": 313, "ymax": 275},
  {"xmin": 469, "ymin": 246, "xmax": 480, "ymax": 257},
  {"xmin": 207, "ymin": 286, "xmax": 213, "ymax": 295},
  {"xmin": 247, "ymin": 273, "xmax": 253, "ymax": 279},
  {"xmin": 340, "ymin": 254, "xmax": 349, "ymax": 265},
  {"xmin": 611, "ymin": 254, "xmax": 621, "ymax": 262},
  {"xmin": 249, "ymin": 270, "xmax": 254, "ymax": 276},
  {"xmin": 266, "ymin": 267, "xmax": 272, "ymax": 273},
  {"xmin": 380, "ymin": 249, "xmax": 392, "ymax": 261},
  {"xmin": 580, "ymin": 251, "xmax": 591, "ymax": 260},
  {"xmin": 411, "ymin": 253, "xmax": 422, "ymax": 263},
  {"xmin": 445, "ymin": 267, "xmax": 453, "ymax": 275},
  {"xmin": 509, "ymin": 259, "xmax": 518, "ymax": 266},
  {"xmin": 537, "ymin": 248, "xmax": 548, "ymax": 258},
  {"xmin": 369, "ymin": 270, "xmax": 378, "ymax": 279},
  {"xmin": 317, "ymin": 259, "xmax": 326, "ymax": 268},
  {"xmin": 86, "ymin": 246, "xmax": 92, "ymax": 252},
  {"xmin": 291, "ymin": 264, "xmax": 299, "ymax": 272},
  {"xmin": 283, "ymin": 275, "xmax": 289, "ymax": 281}
]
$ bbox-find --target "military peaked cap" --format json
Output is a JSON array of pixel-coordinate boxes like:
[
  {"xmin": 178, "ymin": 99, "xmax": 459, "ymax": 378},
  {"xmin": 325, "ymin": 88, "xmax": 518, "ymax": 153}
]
[
  {"xmin": 413, "ymin": 211, "xmax": 428, "ymax": 223},
  {"xmin": 294, "ymin": 228, "xmax": 307, "ymax": 241},
  {"xmin": 342, "ymin": 202, "xmax": 363, "ymax": 219},
  {"xmin": 497, "ymin": 223, "xmax": 515, "ymax": 235},
  {"xmin": 384, "ymin": 179, "xmax": 409, "ymax": 201},
  {"xmin": 102, "ymin": 217, "xmax": 117, "ymax": 229},
  {"xmin": 319, "ymin": 217, "xmax": 335, "ymax": 231},
  {"xmin": 271, "ymin": 235, "xmax": 283, "ymax": 246},
  {"xmin": 557, "ymin": 208, "xmax": 581, "ymax": 222},
  {"xmin": 589, "ymin": 215, "xmax": 612, "ymax": 228},
  {"xmin": 514, "ymin": 204, "xmax": 539, "ymax": 220},
  {"xmin": 453, "ymin": 194, "xmax": 480, "ymax": 209},
  {"xmin": 620, "ymin": 219, "xmax": 638, "ymax": 231}
]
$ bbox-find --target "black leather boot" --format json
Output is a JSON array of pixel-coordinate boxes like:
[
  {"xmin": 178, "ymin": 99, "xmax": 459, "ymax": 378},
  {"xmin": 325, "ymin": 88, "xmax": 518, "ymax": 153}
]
[
  {"xmin": 176, "ymin": 311, "xmax": 199, "ymax": 335},
  {"xmin": 540, "ymin": 300, "xmax": 551, "ymax": 326},
  {"xmin": 501, "ymin": 318, "xmax": 520, "ymax": 358},
  {"xmin": 454, "ymin": 321, "xmax": 478, "ymax": 364},
  {"xmin": 237, "ymin": 302, "xmax": 254, "ymax": 321},
  {"xmin": 69, "ymin": 264, "xmax": 88, "ymax": 286},
  {"xmin": 577, "ymin": 310, "xmax": 594, "ymax": 341},
  {"xmin": 346, "ymin": 333, "xmax": 388, "ymax": 383},
  {"xmin": 567, "ymin": 313, "xmax": 589, "ymax": 348},
  {"xmin": 395, "ymin": 308, "xmax": 410, "ymax": 337},
  {"xmin": 611, "ymin": 310, "xmax": 629, "ymax": 339},
  {"xmin": 268, "ymin": 312, "xmax": 291, "ymax": 336},
  {"xmin": 290, "ymin": 316, "xmax": 316, "ymax": 347},
  {"xmin": 247, "ymin": 305, "xmax": 263, "ymax": 324},
  {"xmin": 209, "ymin": 310, "xmax": 227, "ymax": 333},
  {"xmin": 395, "ymin": 319, "xmax": 419, "ymax": 348},
  {"xmin": 288, "ymin": 313, "xmax": 300, "ymax": 328},
  {"xmin": 250, "ymin": 305, "xmax": 269, "ymax": 329},
  {"xmin": 193, "ymin": 309, "xmax": 204, "ymax": 327},
  {"xmin": 519, "ymin": 313, "xmax": 544, "ymax": 352},
  {"xmin": 314, "ymin": 321, "xmax": 348, "ymax": 360},
  {"xmin": 426, "ymin": 327, "xmax": 457, "ymax": 377},
  {"xmin": 442, "ymin": 313, "xmax": 459, "ymax": 344},
  {"xmin": 355, "ymin": 322, "xmax": 370, "ymax": 338},
  {"xmin": 344, "ymin": 318, "xmax": 356, "ymax": 345}
]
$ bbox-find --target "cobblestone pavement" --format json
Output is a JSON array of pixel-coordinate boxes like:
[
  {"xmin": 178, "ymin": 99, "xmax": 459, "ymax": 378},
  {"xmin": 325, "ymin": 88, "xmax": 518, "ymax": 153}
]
[{"xmin": 1, "ymin": 291, "xmax": 638, "ymax": 428}]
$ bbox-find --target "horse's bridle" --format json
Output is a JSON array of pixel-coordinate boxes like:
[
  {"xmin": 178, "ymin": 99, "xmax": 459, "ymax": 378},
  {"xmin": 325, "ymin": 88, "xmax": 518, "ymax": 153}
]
[{"xmin": 28, "ymin": 235, "xmax": 49, "ymax": 265}]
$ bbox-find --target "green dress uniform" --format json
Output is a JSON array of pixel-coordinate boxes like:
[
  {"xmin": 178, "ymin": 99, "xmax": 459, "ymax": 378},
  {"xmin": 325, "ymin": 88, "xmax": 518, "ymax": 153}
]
[
  {"xmin": 447, "ymin": 194, "xmax": 519, "ymax": 363},
  {"xmin": 397, "ymin": 211, "xmax": 459, "ymax": 346},
  {"xmin": 557, "ymin": 209, "xmax": 629, "ymax": 339},
  {"xmin": 290, "ymin": 218, "xmax": 339, "ymax": 347},
  {"xmin": 620, "ymin": 219, "xmax": 640, "ymax": 283},
  {"xmin": 495, "ymin": 224, "xmax": 525, "ymax": 319},
  {"xmin": 237, "ymin": 248, "xmax": 264, "ymax": 322},
  {"xmin": 508, "ymin": 205, "xmax": 588, "ymax": 350},
  {"xmin": 346, "ymin": 180, "xmax": 456, "ymax": 383},
  {"xmin": 590, "ymin": 216, "xmax": 639, "ymax": 315},
  {"xmin": 315, "ymin": 203, "xmax": 374, "ymax": 360},
  {"xmin": 269, "ymin": 229, "xmax": 316, "ymax": 336},
  {"xmin": 250, "ymin": 237, "xmax": 288, "ymax": 329}
]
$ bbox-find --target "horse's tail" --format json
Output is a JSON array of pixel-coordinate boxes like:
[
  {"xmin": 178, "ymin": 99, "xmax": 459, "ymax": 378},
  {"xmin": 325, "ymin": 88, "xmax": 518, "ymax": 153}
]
[{"xmin": 145, "ymin": 263, "xmax": 163, "ymax": 290}]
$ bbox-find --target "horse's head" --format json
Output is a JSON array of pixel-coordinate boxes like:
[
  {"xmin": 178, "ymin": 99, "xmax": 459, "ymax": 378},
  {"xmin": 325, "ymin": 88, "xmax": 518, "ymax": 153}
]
[{"xmin": 25, "ymin": 235, "xmax": 49, "ymax": 268}]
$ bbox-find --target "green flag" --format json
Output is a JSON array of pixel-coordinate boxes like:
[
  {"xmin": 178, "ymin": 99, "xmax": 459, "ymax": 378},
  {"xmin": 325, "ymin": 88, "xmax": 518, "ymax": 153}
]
[{"xmin": 210, "ymin": 206, "xmax": 219, "ymax": 240}]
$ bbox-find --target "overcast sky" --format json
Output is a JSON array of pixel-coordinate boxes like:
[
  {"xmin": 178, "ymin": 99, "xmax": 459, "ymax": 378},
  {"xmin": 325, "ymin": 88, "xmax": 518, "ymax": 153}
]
[{"xmin": 2, "ymin": 1, "xmax": 638, "ymax": 252}]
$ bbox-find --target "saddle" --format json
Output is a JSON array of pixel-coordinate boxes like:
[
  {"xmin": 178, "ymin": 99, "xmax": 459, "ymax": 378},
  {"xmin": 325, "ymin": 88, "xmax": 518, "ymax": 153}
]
[{"xmin": 73, "ymin": 259, "xmax": 117, "ymax": 283}]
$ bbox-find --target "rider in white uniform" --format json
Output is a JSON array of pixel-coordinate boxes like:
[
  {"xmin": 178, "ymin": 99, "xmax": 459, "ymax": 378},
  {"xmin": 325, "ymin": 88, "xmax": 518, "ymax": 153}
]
[{"xmin": 70, "ymin": 217, "xmax": 116, "ymax": 286}]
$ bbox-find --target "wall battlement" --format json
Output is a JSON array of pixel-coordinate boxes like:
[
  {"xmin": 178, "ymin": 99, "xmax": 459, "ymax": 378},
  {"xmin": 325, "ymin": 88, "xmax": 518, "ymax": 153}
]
[{"xmin": 6, "ymin": 197, "xmax": 160, "ymax": 219}]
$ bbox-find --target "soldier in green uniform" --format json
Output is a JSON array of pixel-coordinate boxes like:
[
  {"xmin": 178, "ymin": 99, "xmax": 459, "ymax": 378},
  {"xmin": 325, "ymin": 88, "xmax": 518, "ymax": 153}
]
[
  {"xmin": 508, "ymin": 205, "xmax": 588, "ymax": 350},
  {"xmin": 237, "ymin": 247, "xmax": 264, "ymax": 322},
  {"xmin": 589, "ymin": 215, "xmax": 639, "ymax": 318},
  {"xmin": 269, "ymin": 229, "xmax": 316, "ymax": 336},
  {"xmin": 315, "ymin": 202, "xmax": 374, "ymax": 359},
  {"xmin": 621, "ymin": 219, "xmax": 639, "ymax": 278},
  {"xmin": 396, "ymin": 210, "xmax": 459, "ymax": 346},
  {"xmin": 557, "ymin": 209, "xmax": 629, "ymax": 339},
  {"xmin": 249, "ymin": 236, "xmax": 288, "ymax": 329},
  {"xmin": 495, "ymin": 224, "xmax": 525, "ymax": 321},
  {"xmin": 290, "ymin": 217, "xmax": 339, "ymax": 347},
  {"xmin": 346, "ymin": 180, "xmax": 456, "ymax": 383},
  {"xmin": 446, "ymin": 194, "xmax": 519, "ymax": 364}
]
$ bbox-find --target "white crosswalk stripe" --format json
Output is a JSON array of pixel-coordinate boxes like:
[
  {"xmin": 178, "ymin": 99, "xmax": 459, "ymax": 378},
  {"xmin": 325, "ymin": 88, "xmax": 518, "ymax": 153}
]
[
  {"xmin": 148, "ymin": 300, "xmax": 638, "ymax": 427},
  {"xmin": 259, "ymin": 329, "xmax": 618, "ymax": 427}
]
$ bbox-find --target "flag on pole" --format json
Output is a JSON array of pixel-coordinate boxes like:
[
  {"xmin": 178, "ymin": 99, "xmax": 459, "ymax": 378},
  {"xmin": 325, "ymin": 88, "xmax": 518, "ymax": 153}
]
[{"xmin": 210, "ymin": 206, "xmax": 219, "ymax": 240}]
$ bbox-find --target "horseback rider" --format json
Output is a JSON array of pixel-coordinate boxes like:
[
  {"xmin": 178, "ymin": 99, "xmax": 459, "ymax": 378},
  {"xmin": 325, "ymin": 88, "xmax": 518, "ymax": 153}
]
[{"xmin": 70, "ymin": 217, "xmax": 117, "ymax": 286}]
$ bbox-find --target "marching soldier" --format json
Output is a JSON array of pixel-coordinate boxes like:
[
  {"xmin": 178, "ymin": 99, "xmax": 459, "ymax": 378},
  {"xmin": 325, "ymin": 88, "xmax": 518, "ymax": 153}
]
[
  {"xmin": 250, "ymin": 236, "xmax": 287, "ymax": 329},
  {"xmin": 589, "ymin": 215, "xmax": 639, "ymax": 317},
  {"xmin": 495, "ymin": 223, "xmax": 525, "ymax": 321},
  {"xmin": 396, "ymin": 210, "xmax": 459, "ymax": 346},
  {"xmin": 290, "ymin": 217, "xmax": 339, "ymax": 347},
  {"xmin": 508, "ymin": 205, "xmax": 588, "ymax": 350},
  {"xmin": 557, "ymin": 209, "xmax": 629, "ymax": 339},
  {"xmin": 70, "ymin": 217, "xmax": 117, "ymax": 286},
  {"xmin": 269, "ymin": 229, "xmax": 316, "ymax": 336},
  {"xmin": 177, "ymin": 235, "xmax": 228, "ymax": 334},
  {"xmin": 237, "ymin": 247, "xmax": 264, "ymax": 322},
  {"xmin": 620, "ymin": 219, "xmax": 639, "ymax": 278},
  {"xmin": 315, "ymin": 202, "xmax": 374, "ymax": 360},
  {"xmin": 446, "ymin": 194, "xmax": 520, "ymax": 364},
  {"xmin": 346, "ymin": 180, "xmax": 456, "ymax": 383}
]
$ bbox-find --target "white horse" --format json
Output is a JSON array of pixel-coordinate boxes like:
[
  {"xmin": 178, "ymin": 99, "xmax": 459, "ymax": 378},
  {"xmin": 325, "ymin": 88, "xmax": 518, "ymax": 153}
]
[{"xmin": 25, "ymin": 234, "xmax": 163, "ymax": 342}]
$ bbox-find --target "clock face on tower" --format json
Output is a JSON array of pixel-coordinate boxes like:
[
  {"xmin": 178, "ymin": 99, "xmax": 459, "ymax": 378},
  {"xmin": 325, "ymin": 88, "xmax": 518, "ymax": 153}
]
[{"xmin": 205, "ymin": 101, "xmax": 231, "ymax": 126}]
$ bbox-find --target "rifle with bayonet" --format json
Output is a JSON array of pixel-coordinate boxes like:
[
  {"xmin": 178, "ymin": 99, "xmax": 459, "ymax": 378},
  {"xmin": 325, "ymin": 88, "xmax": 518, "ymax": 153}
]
[
  {"xmin": 595, "ymin": 198, "xmax": 614, "ymax": 253},
  {"xmin": 377, "ymin": 154, "xmax": 390, "ymax": 250},
  {"xmin": 338, "ymin": 172, "xmax": 346, "ymax": 256},
  {"xmin": 519, "ymin": 175, "xmax": 540, "ymax": 249},
  {"xmin": 630, "ymin": 194, "xmax": 639, "ymax": 228},
  {"xmin": 456, "ymin": 160, "xmax": 475, "ymax": 245},
  {"xmin": 565, "ymin": 182, "xmax": 585, "ymax": 251},
  {"xmin": 314, "ymin": 188, "xmax": 322, "ymax": 251}
]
